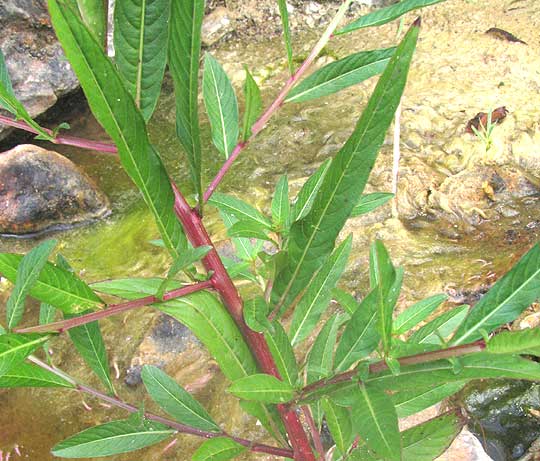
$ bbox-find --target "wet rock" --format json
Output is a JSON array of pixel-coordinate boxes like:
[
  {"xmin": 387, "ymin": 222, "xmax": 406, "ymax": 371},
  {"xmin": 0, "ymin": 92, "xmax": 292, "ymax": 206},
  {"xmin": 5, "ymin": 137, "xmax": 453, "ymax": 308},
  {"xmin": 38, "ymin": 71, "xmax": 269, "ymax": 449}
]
[
  {"xmin": 461, "ymin": 380, "xmax": 540, "ymax": 461},
  {"xmin": 0, "ymin": 1, "xmax": 79, "ymax": 141},
  {"xmin": 202, "ymin": 6, "xmax": 236, "ymax": 47},
  {"xmin": 0, "ymin": 144, "xmax": 110, "ymax": 235}
]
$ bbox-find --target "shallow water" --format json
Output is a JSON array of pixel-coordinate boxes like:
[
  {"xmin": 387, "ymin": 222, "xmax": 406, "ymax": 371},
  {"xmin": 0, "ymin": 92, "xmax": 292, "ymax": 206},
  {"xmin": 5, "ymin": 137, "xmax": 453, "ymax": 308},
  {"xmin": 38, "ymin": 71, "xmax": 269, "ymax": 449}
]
[{"xmin": 1, "ymin": 0, "xmax": 540, "ymax": 459}]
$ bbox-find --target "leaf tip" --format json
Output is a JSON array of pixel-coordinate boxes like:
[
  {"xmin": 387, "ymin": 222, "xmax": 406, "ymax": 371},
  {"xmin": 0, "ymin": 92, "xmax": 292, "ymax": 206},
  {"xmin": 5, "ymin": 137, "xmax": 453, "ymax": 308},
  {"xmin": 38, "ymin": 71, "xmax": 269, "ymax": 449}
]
[{"xmin": 412, "ymin": 16, "xmax": 422, "ymax": 28}]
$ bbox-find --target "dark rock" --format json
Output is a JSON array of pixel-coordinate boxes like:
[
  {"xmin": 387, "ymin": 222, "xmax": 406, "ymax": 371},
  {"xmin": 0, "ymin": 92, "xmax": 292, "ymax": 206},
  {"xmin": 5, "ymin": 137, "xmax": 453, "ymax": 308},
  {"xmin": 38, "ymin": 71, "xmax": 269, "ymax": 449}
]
[
  {"xmin": 0, "ymin": 144, "xmax": 110, "ymax": 235},
  {"xmin": 0, "ymin": 0, "xmax": 79, "ymax": 141},
  {"xmin": 124, "ymin": 365, "xmax": 143, "ymax": 387}
]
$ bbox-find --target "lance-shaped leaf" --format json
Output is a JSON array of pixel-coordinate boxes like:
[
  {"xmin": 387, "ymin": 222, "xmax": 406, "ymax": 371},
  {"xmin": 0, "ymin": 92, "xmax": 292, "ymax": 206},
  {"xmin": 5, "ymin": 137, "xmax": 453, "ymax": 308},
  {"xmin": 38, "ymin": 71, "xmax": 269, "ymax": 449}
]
[
  {"xmin": 193, "ymin": 437, "xmax": 246, "ymax": 461},
  {"xmin": 452, "ymin": 243, "xmax": 540, "ymax": 345},
  {"xmin": 392, "ymin": 381, "xmax": 467, "ymax": 418},
  {"xmin": 291, "ymin": 159, "xmax": 331, "ymax": 222},
  {"xmin": 203, "ymin": 53, "xmax": 239, "ymax": 159},
  {"xmin": 0, "ymin": 362, "xmax": 74, "ymax": 388},
  {"xmin": 272, "ymin": 20, "xmax": 420, "ymax": 313},
  {"xmin": 289, "ymin": 235, "xmax": 352, "ymax": 344},
  {"xmin": 48, "ymin": 0, "xmax": 186, "ymax": 257},
  {"xmin": 351, "ymin": 383, "xmax": 401, "ymax": 461},
  {"xmin": 227, "ymin": 221, "xmax": 272, "ymax": 241},
  {"xmin": 370, "ymin": 240, "xmax": 399, "ymax": 355},
  {"xmin": 156, "ymin": 245, "xmax": 212, "ymax": 299},
  {"xmin": 76, "ymin": 0, "xmax": 107, "ymax": 46},
  {"xmin": 351, "ymin": 192, "xmax": 394, "ymax": 218},
  {"xmin": 209, "ymin": 193, "xmax": 272, "ymax": 229},
  {"xmin": 337, "ymin": 0, "xmax": 445, "ymax": 35},
  {"xmin": 51, "ymin": 418, "xmax": 174, "ymax": 458},
  {"xmin": 169, "ymin": 0, "xmax": 204, "ymax": 200},
  {"xmin": 367, "ymin": 353, "xmax": 540, "ymax": 391},
  {"xmin": 286, "ymin": 48, "xmax": 395, "ymax": 104},
  {"xmin": 142, "ymin": 365, "xmax": 220, "ymax": 432},
  {"xmin": 0, "ymin": 50, "xmax": 53, "ymax": 140},
  {"xmin": 277, "ymin": 0, "xmax": 294, "ymax": 74},
  {"xmin": 0, "ymin": 334, "xmax": 49, "ymax": 377},
  {"xmin": 243, "ymin": 297, "xmax": 272, "ymax": 333},
  {"xmin": 271, "ymin": 175, "xmax": 290, "ymax": 231},
  {"xmin": 6, "ymin": 239, "xmax": 57, "ymax": 329},
  {"xmin": 114, "ymin": 0, "xmax": 170, "ymax": 121},
  {"xmin": 219, "ymin": 209, "xmax": 263, "ymax": 262},
  {"xmin": 334, "ymin": 288, "xmax": 379, "ymax": 372},
  {"xmin": 0, "ymin": 253, "xmax": 104, "ymax": 314},
  {"xmin": 228, "ymin": 374, "xmax": 294, "ymax": 403},
  {"xmin": 66, "ymin": 311, "xmax": 115, "ymax": 395},
  {"xmin": 265, "ymin": 322, "xmax": 298, "ymax": 387},
  {"xmin": 241, "ymin": 66, "xmax": 262, "ymax": 141},
  {"xmin": 332, "ymin": 288, "xmax": 360, "ymax": 316},
  {"xmin": 410, "ymin": 305, "xmax": 469, "ymax": 345},
  {"xmin": 322, "ymin": 398, "xmax": 352, "ymax": 454},
  {"xmin": 39, "ymin": 302, "xmax": 56, "ymax": 355},
  {"xmin": 487, "ymin": 329, "xmax": 540, "ymax": 356},
  {"xmin": 393, "ymin": 293, "xmax": 447, "ymax": 335}
]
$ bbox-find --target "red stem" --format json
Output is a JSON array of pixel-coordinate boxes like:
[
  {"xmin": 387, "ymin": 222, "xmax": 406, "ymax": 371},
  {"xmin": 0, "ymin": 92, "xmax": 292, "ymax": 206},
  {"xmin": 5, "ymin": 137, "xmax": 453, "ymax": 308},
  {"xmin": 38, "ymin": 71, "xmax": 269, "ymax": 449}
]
[
  {"xmin": 172, "ymin": 183, "xmax": 315, "ymax": 461},
  {"xmin": 302, "ymin": 405, "xmax": 325, "ymax": 459},
  {"xmin": 0, "ymin": 114, "xmax": 118, "ymax": 154},
  {"xmin": 15, "ymin": 280, "xmax": 213, "ymax": 334},
  {"xmin": 299, "ymin": 340, "xmax": 487, "ymax": 400}
]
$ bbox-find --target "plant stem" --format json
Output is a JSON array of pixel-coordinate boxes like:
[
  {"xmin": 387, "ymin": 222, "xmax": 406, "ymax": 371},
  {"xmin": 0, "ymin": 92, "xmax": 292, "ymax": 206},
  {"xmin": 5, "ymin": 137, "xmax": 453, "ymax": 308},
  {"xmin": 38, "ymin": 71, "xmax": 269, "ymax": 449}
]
[
  {"xmin": 298, "ymin": 340, "xmax": 487, "ymax": 401},
  {"xmin": 172, "ymin": 183, "xmax": 316, "ymax": 461},
  {"xmin": 202, "ymin": 0, "xmax": 353, "ymax": 204},
  {"xmin": 15, "ymin": 280, "xmax": 213, "ymax": 334},
  {"xmin": 27, "ymin": 356, "xmax": 294, "ymax": 458},
  {"xmin": 0, "ymin": 114, "xmax": 118, "ymax": 154},
  {"xmin": 302, "ymin": 405, "xmax": 325, "ymax": 459}
]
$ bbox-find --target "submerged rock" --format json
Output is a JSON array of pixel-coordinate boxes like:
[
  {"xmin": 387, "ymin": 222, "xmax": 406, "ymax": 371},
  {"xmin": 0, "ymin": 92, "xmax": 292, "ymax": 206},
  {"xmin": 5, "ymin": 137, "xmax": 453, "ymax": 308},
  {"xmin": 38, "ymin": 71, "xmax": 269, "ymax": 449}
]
[{"xmin": 0, "ymin": 144, "xmax": 110, "ymax": 235}]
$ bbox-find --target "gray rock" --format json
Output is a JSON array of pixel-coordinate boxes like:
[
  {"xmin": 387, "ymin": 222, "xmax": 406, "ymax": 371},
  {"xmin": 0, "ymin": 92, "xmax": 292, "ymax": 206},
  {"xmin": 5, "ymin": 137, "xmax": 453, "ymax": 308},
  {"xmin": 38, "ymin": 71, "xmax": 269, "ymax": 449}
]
[
  {"xmin": 0, "ymin": 144, "xmax": 110, "ymax": 235},
  {"xmin": 202, "ymin": 7, "xmax": 235, "ymax": 47},
  {"xmin": 0, "ymin": 0, "xmax": 79, "ymax": 141}
]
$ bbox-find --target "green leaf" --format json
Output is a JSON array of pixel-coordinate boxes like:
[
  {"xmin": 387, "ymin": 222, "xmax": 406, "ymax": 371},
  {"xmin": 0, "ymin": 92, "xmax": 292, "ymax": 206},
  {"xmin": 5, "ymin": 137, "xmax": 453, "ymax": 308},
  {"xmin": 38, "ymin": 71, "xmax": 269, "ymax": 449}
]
[
  {"xmin": 393, "ymin": 294, "xmax": 447, "ymax": 335},
  {"xmin": 289, "ymin": 235, "xmax": 352, "ymax": 344},
  {"xmin": 51, "ymin": 418, "xmax": 174, "ymax": 458},
  {"xmin": 241, "ymin": 66, "xmax": 262, "ymax": 141},
  {"xmin": 334, "ymin": 288, "xmax": 379, "ymax": 372},
  {"xmin": 227, "ymin": 221, "xmax": 271, "ymax": 241},
  {"xmin": 203, "ymin": 53, "xmax": 239, "ymax": 159},
  {"xmin": 392, "ymin": 381, "xmax": 467, "ymax": 418},
  {"xmin": 209, "ymin": 192, "xmax": 272, "ymax": 229},
  {"xmin": 92, "ymin": 277, "xmax": 180, "ymax": 298},
  {"xmin": 271, "ymin": 175, "xmax": 290, "ymax": 231},
  {"xmin": 239, "ymin": 401, "xmax": 286, "ymax": 444},
  {"xmin": 351, "ymin": 383, "xmax": 401, "ymax": 461},
  {"xmin": 291, "ymin": 159, "xmax": 331, "ymax": 222},
  {"xmin": 142, "ymin": 365, "xmax": 220, "ymax": 432},
  {"xmin": 156, "ymin": 245, "xmax": 212, "ymax": 299},
  {"xmin": 272, "ymin": 20, "xmax": 420, "ymax": 313},
  {"xmin": 243, "ymin": 297, "xmax": 272, "ymax": 333},
  {"xmin": 39, "ymin": 302, "xmax": 56, "ymax": 354},
  {"xmin": 0, "ymin": 334, "xmax": 49, "ymax": 377},
  {"xmin": 168, "ymin": 0, "xmax": 204, "ymax": 200},
  {"xmin": 452, "ymin": 244, "xmax": 540, "ymax": 345},
  {"xmin": 76, "ymin": 0, "xmax": 107, "ymax": 46},
  {"xmin": 336, "ymin": 0, "xmax": 445, "ymax": 35},
  {"xmin": 0, "ymin": 362, "xmax": 74, "ymax": 388},
  {"xmin": 410, "ymin": 305, "xmax": 468, "ymax": 345},
  {"xmin": 0, "ymin": 253, "xmax": 104, "ymax": 315},
  {"xmin": 66, "ymin": 311, "xmax": 115, "ymax": 395},
  {"xmin": 228, "ymin": 374, "xmax": 294, "ymax": 403},
  {"xmin": 321, "ymin": 398, "xmax": 352, "ymax": 454},
  {"xmin": 6, "ymin": 240, "xmax": 57, "ymax": 329},
  {"xmin": 48, "ymin": 0, "xmax": 186, "ymax": 257},
  {"xmin": 192, "ymin": 437, "xmax": 246, "ymax": 461},
  {"xmin": 331, "ymin": 287, "xmax": 360, "ymax": 317},
  {"xmin": 265, "ymin": 322, "xmax": 298, "ymax": 387},
  {"xmin": 487, "ymin": 329, "xmax": 540, "ymax": 355},
  {"xmin": 277, "ymin": 0, "xmax": 294, "ymax": 74},
  {"xmin": 367, "ymin": 353, "xmax": 540, "ymax": 391},
  {"xmin": 286, "ymin": 48, "xmax": 395, "ymax": 104},
  {"xmin": 114, "ymin": 0, "xmax": 170, "ymax": 121},
  {"xmin": 0, "ymin": 49, "xmax": 54, "ymax": 140},
  {"xmin": 370, "ymin": 240, "xmax": 398, "ymax": 355},
  {"xmin": 219, "ymin": 209, "xmax": 263, "ymax": 262},
  {"xmin": 351, "ymin": 192, "xmax": 394, "ymax": 218}
]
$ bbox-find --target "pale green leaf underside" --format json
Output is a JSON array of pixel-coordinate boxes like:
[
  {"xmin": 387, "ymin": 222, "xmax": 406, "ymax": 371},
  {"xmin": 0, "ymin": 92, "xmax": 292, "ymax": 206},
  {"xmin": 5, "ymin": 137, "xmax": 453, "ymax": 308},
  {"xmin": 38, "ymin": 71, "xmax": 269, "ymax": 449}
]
[{"xmin": 192, "ymin": 437, "xmax": 246, "ymax": 461}]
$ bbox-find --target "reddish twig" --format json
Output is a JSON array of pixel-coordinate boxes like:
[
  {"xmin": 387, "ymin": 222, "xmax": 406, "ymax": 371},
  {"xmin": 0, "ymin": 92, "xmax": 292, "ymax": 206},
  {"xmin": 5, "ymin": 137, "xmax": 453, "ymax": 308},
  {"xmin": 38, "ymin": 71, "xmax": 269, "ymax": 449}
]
[
  {"xmin": 0, "ymin": 114, "xmax": 118, "ymax": 154},
  {"xmin": 302, "ymin": 405, "xmax": 325, "ymax": 459},
  {"xmin": 15, "ymin": 280, "xmax": 213, "ymax": 334},
  {"xmin": 28, "ymin": 356, "xmax": 294, "ymax": 458}
]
